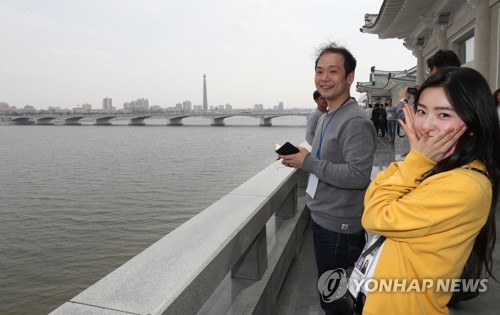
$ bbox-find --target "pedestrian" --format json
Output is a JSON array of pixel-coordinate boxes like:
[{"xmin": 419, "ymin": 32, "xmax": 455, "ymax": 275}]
[
  {"xmin": 361, "ymin": 67, "xmax": 499, "ymax": 314},
  {"xmin": 278, "ymin": 42, "xmax": 376, "ymax": 315},
  {"xmin": 365, "ymin": 104, "xmax": 373, "ymax": 120},
  {"xmin": 305, "ymin": 90, "xmax": 328, "ymax": 145},
  {"xmin": 371, "ymin": 103, "xmax": 381, "ymax": 136},
  {"xmin": 385, "ymin": 98, "xmax": 396, "ymax": 144},
  {"xmin": 379, "ymin": 103, "xmax": 387, "ymax": 138}
]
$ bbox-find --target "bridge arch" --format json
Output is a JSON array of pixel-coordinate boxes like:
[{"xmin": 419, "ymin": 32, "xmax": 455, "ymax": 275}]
[
  {"xmin": 129, "ymin": 116, "xmax": 151, "ymax": 126},
  {"xmin": 166, "ymin": 116, "xmax": 190, "ymax": 126},
  {"xmin": 210, "ymin": 116, "xmax": 232, "ymax": 126},
  {"xmin": 94, "ymin": 116, "xmax": 116, "ymax": 126},
  {"xmin": 36, "ymin": 117, "xmax": 56, "ymax": 125},
  {"xmin": 11, "ymin": 117, "xmax": 34, "ymax": 125},
  {"xmin": 64, "ymin": 117, "xmax": 84, "ymax": 125}
]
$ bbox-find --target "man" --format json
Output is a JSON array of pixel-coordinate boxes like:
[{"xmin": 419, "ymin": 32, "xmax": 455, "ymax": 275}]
[
  {"xmin": 397, "ymin": 49, "xmax": 461, "ymax": 122},
  {"xmin": 305, "ymin": 90, "xmax": 328, "ymax": 145},
  {"xmin": 371, "ymin": 103, "xmax": 381, "ymax": 136},
  {"xmin": 365, "ymin": 103, "xmax": 373, "ymax": 120},
  {"xmin": 426, "ymin": 49, "xmax": 461, "ymax": 76},
  {"xmin": 385, "ymin": 98, "xmax": 396, "ymax": 144},
  {"xmin": 278, "ymin": 43, "xmax": 376, "ymax": 314}
]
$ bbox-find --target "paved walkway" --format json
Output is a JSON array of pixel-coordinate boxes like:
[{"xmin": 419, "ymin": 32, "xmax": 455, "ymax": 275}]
[{"xmin": 274, "ymin": 135, "xmax": 500, "ymax": 314}]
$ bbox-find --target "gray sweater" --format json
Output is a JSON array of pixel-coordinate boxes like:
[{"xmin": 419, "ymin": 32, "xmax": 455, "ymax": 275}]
[
  {"xmin": 305, "ymin": 108, "xmax": 325, "ymax": 145},
  {"xmin": 302, "ymin": 102, "xmax": 376, "ymax": 233}
]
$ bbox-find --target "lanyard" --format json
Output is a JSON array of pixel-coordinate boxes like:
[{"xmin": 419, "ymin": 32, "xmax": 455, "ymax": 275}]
[{"xmin": 316, "ymin": 96, "xmax": 351, "ymax": 159}]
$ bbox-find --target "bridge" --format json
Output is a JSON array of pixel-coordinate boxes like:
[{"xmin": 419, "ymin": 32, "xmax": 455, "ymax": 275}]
[{"xmin": 8, "ymin": 111, "xmax": 310, "ymax": 126}]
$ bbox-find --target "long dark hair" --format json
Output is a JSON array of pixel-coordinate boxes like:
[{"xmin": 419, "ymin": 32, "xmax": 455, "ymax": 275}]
[{"xmin": 414, "ymin": 67, "xmax": 500, "ymax": 281}]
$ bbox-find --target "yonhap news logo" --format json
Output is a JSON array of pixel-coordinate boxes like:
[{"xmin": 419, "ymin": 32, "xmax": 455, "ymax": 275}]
[
  {"xmin": 317, "ymin": 268, "xmax": 349, "ymax": 303},
  {"xmin": 317, "ymin": 268, "xmax": 489, "ymax": 303}
]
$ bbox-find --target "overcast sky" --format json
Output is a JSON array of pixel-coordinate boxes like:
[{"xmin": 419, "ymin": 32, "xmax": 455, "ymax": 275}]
[{"xmin": 1, "ymin": 0, "xmax": 417, "ymax": 110}]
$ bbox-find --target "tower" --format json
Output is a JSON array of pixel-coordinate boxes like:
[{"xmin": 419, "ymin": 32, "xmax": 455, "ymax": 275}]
[{"xmin": 203, "ymin": 74, "xmax": 208, "ymax": 111}]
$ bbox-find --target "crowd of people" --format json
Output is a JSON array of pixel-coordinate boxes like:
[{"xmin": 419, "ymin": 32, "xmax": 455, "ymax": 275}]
[{"xmin": 281, "ymin": 44, "xmax": 499, "ymax": 315}]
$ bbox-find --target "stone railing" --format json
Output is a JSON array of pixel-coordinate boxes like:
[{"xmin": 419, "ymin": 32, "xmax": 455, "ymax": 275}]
[{"xmin": 50, "ymin": 158, "xmax": 310, "ymax": 315}]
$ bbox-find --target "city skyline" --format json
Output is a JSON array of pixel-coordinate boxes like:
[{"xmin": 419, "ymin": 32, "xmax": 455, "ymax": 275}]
[{"xmin": 0, "ymin": 1, "xmax": 417, "ymax": 110}]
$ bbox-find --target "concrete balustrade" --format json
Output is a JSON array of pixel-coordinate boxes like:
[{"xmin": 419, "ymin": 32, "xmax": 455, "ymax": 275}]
[{"xmin": 50, "ymin": 157, "xmax": 311, "ymax": 315}]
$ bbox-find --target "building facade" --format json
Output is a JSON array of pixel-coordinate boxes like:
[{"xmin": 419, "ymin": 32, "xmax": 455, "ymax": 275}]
[
  {"xmin": 123, "ymin": 98, "xmax": 149, "ymax": 112},
  {"xmin": 357, "ymin": 0, "xmax": 500, "ymax": 104},
  {"xmin": 102, "ymin": 97, "xmax": 112, "ymax": 111},
  {"xmin": 183, "ymin": 100, "xmax": 192, "ymax": 112}
]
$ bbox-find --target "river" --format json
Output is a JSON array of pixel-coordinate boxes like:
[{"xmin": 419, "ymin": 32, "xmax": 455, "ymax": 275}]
[{"xmin": 0, "ymin": 116, "xmax": 307, "ymax": 314}]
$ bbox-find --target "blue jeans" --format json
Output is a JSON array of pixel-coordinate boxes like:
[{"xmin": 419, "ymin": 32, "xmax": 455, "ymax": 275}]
[
  {"xmin": 387, "ymin": 120, "xmax": 396, "ymax": 142},
  {"xmin": 311, "ymin": 219, "xmax": 366, "ymax": 315}
]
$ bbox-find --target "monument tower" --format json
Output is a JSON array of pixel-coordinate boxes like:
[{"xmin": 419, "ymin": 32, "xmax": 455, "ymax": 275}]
[{"xmin": 203, "ymin": 74, "xmax": 208, "ymax": 111}]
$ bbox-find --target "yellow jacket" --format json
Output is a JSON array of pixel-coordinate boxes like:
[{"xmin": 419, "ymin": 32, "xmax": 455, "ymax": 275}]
[{"xmin": 362, "ymin": 149, "xmax": 491, "ymax": 315}]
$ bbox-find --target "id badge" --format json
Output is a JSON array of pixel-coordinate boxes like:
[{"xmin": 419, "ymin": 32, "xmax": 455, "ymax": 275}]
[
  {"xmin": 306, "ymin": 174, "xmax": 319, "ymax": 198},
  {"xmin": 348, "ymin": 235, "xmax": 385, "ymax": 297}
]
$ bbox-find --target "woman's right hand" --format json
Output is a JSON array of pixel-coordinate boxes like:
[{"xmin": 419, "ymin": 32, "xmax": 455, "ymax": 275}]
[{"xmin": 399, "ymin": 103, "xmax": 418, "ymax": 146}]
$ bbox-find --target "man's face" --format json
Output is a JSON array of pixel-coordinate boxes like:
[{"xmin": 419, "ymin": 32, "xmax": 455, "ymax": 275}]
[
  {"xmin": 314, "ymin": 96, "xmax": 328, "ymax": 112},
  {"xmin": 387, "ymin": 99, "xmax": 392, "ymax": 106},
  {"xmin": 314, "ymin": 53, "xmax": 353, "ymax": 103}
]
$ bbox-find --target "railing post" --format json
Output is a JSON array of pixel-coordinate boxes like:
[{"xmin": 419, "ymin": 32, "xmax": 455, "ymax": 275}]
[
  {"xmin": 275, "ymin": 185, "xmax": 297, "ymax": 218},
  {"xmin": 231, "ymin": 227, "xmax": 268, "ymax": 280}
]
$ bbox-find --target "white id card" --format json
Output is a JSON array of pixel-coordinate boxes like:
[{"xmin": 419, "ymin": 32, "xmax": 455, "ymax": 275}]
[{"xmin": 306, "ymin": 174, "xmax": 319, "ymax": 198}]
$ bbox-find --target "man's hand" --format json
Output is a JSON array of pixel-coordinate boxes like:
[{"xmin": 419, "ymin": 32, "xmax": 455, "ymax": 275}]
[{"xmin": 279, "ymin": 146, "xmax": 309, "ymax": 169}]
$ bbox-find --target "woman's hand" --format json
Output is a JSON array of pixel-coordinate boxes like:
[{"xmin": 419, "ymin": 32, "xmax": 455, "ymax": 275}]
[
  {"xmin": 399, "ymin": 103, "xmax": 466, "ymax": 163},
  {"xmin": 279, "ymin": 146, "xmax": 309, "ymax": 169},
  {"xmin": 412, "ymin": 125, "xmax": 466, "ymax": 162},
  {"xmin": 399, "ymin": 103, "xmax": 418, "ymax": 146}
]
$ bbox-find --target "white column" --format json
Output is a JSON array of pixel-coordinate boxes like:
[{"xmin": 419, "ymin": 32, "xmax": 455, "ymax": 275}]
[
  {"xmin": 415, "ymin": 48, "xmax": 425, "ymax": 85},
  {"xmin": 436, "ymin": 25, "xmax": 448, "ymax": 50},
  {"xmin": 474, "ymin": 0, "xmax": 491, "ymax": 79}
]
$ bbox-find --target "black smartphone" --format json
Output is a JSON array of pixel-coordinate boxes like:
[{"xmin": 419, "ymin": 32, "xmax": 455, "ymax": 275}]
[
  {"xmin": 408, "ymin": 87, "xmax": 418, "ymax": 95},
  {"xmin": 275, "ymin": 142, "xmax": 299, "ymax": 155}
]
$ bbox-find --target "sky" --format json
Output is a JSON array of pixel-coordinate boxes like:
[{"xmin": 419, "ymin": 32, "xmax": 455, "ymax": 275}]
[{"xmin": 0, "ymin": 0, "xmax": 417, "ymax": 110}]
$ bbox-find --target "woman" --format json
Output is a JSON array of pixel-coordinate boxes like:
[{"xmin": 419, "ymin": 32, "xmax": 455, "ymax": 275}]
[{"xmin": 361, "ymin": 67, "xmax": 499, "ymax": 314}]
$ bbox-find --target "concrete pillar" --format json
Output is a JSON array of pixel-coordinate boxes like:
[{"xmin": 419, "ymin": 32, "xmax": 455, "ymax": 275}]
[
  {"xmin": 436, "ymin": 26, "xmax": 448, "ymax": 50},
  {"xmin": 231, "ymin": 227, "xmax": 267, "ymax": 280},
  {"xmin": 259, "ymin": 116, "xmax": 272, "ymax": 126},
  {"xmin": 36, "ymin": 117, "xmax": 55, "ymax": 125},
  {"xmin": 167, "ymin": 117, "xmax": 184, "ymax": 126},
  {"xmin": 276, "ymin": 185, "xmax": 297, "ymax": 218},
  {"xmin": 210, "ymin": 117, "xmax": 225, "ymax": 126},
  {"xmin": 415, "ymin": 48, "xmax": 425, "ymax": 85},
  {"xmin": 474, "ymin": 0, "xmax": 491, "ymax": 79},
  {"xmin": 94, "ymin": 117, "xmax": 115, "ymax": 125},
  {"xmin": 489, "ymin": 2, "xmax": 499, "ymax": 88},
  {"xmin": 64, "ymin": 117, "xmax": 83, "ymax": 125},
  {"xmin": 128, "ymin": 117, "xmax": 146, "ymax": 126}
]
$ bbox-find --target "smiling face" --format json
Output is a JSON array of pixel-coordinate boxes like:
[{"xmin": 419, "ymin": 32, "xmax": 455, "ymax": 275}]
[
  {"xmin": 314, "ymin": 52, "xmax": 353, "ymax": 109},
  {"xmin": 413, "ymin": 87, "xmax": 465, "ymax": 139}
]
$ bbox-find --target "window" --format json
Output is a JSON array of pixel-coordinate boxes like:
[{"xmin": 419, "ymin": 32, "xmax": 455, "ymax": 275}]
[{"xmin": 456, "ymin": 31, "xmax": 475, "ymax": 65}]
